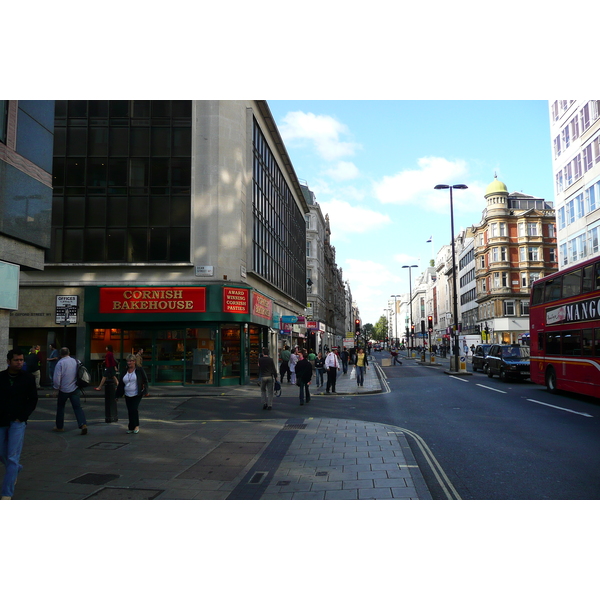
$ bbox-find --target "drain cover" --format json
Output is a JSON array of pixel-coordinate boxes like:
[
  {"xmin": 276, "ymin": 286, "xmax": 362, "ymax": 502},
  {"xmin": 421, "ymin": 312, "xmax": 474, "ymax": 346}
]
[
  {"xmin": 87, "ymin": 442, "xmax": 128, "ymax": 450},
  {"xmin": 69, "ymin": 473, "xmax": 120, "ymax": 485},
  {"xmin": 282, "ymin": 424, "xmax": 306, "ymax": 430},
  {"xmin": 85, "ymin": 487, "xmax": 163, "ymax": 500}
]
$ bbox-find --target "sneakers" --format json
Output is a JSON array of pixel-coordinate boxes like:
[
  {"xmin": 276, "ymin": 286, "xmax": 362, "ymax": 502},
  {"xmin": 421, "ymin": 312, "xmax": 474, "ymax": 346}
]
[
  {"xmin": 262, "ymin": 403, "xmax": 268, "ymax": 410},
  {"xmin": 52, "ymin": 427, "xmax": 64, "ymax": 432},
  {"xmin": 80, "ymin": 425, "xmax": 88, "ymax": 435}
]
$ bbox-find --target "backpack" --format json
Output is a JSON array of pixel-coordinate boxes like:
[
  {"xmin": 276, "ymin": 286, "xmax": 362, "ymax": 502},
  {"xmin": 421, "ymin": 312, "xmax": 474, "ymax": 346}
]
[{"xmin": 77, "ymin": 361, "xmax": 91, "ymax": 388}]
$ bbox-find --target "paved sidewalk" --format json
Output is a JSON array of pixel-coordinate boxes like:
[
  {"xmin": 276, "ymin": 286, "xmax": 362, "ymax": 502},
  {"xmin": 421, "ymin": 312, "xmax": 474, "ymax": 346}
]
[{"xmin": 10, "ymin": 360, "xmax": 433, "ymax": 500}]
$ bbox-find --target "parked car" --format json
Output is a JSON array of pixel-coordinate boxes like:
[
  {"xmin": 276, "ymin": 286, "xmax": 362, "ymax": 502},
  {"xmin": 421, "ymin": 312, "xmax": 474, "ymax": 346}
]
[
  {"xmin": 472, "ymin": 344, "xmax": 492, "ymax": 372},
  {"xmin": 485, "ymin": 344, "xmax": 530, "ymax": 381},
  {"xmin": 374, "ymin": 344, "xmax": 382, "ymax": 352}
]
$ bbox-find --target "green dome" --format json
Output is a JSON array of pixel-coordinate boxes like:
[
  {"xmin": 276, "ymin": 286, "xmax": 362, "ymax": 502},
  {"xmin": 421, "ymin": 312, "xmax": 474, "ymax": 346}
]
[{"xmin": 485, "ymin": 175, "xmax": 508, "ymax": 197}]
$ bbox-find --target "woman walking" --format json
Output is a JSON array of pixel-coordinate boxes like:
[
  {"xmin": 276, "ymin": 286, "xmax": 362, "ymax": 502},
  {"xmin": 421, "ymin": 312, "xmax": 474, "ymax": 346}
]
[
  {"xmin": 355, "ymin": 347, "xmax": 369, "ymax": 387},
  {"xmin": 314, "ymin": 352, "xmax": 325, "ymax": 388},
  {"xmin": 288, "ymin": 348, "xmax": 298, "ymax": 385},
  {"xmin": 115, "ymin": 354, "xmax": 148, "ymax": 434}
]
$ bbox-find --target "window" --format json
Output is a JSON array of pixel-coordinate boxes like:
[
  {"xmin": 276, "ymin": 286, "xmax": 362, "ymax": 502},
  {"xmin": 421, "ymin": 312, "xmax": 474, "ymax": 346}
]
[
  {"xmin": 490, "ymin": 223, "xmax": 497, "ymax": 237},
  {"xmin": 520, "ymin": 247, "xmax": 526, "ymax": 262},
  {"xmin": 504, "ymin": 301, "xmax": 515, "ymax": 316},
  {"xmin": 305, "ymin": 215, "xmax": 311, "ymax": 229},
  {"xmin": 480, "ymin": 256, "xmax": 485, "ymax": 269},
  {"xmin": 574, "ymin": 154, "xmax": 582, "ymax": 180},
  {"xmin": 584, "ymin": 144, "xmax": 593, "ymax": 171},
  {"xmin": 560, "ymin": 243, "xmax": 568, "ymax": 266},
  {"xmin": 565, "ymin": 162, "xmax": 573, "ymax": 187},
  {"xmin": 501, "ymin": 247, "xmax": 507, "ymax": 261},
  {"xmin": 306, "ymin": 241, "xmax": 311, "ymax": 256},
  {"xmin": 554, "ymin": 135, "xmax": 561, "ymax": 157},
  {"xmin": 544, "ymin": 277, "xmax": 562, "ymax": 302},
  {"xmin": 493, "ymin": 272, "xmax": 500, "ymax": 288},
  {"xmin": 571, "ymin": 115, "xmax": 580, "ymax": 141},
  {"xmin": 492, "ymin": 247, "xmax": 499, "ymax": 262},
  {"xmin": 502, "ymin": 272, "xmax": 508, "ymax": 287},
  {"xmin": 518, "ymin": 222, "xmax": 525, "ymax": 237},
  {"xmin": 527, "ymin": 222, "xmax": 538, "ymax": 236},
  {"xmin": 521, "ymin": 301, "xmax": 530, "ymax": 316},
  {"xmin": 548, "ymin": 223, "xmax": 556, "ymax": 238},
  {"xmin": 590, "ymin": 227, "xmax": 600, "ymax": 255},
  {"xmin": 528, "ymin": 247, "xmax": 539, "ymax": 261},
  {"xmin": 556, "ymin": 170, "xmax": 563, "ymax": 193},
  {"xmin": 576, "ymin": 194, "xmax": 585, "ymax": 219},
  {"xmin": 558, "ymin": 206, "xmax": 566, "ymax": 230},
  {"xmin": 581, "ymin": 103, "xmax": 591, "ymax": 131},
  {"xmin": 566, "ymin": 199, "xmax": 575, "ymax": 224},
  {"xmin": 549, "ymin": 248, "xmax": 556, "ymax": 262},
  {"xmin": 562, "ymin": 269, "xmax": 582, "ymax": 297},
  {"xmin": 499, "ymin": 222, "xmax": 506, "ymax": 236},
  {"xmin": 1, "ymin": 100, "xmax": 9, "ymax": 145},
  {"xmin": 562, "ymin": 125, "xmax": 570, "ymax": 149}
]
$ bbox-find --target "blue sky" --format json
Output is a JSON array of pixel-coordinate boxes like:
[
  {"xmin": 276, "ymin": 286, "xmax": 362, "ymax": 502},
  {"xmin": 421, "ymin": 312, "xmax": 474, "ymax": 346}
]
[{"xmin": 268, "ymin": 100, "xmax": 554, "ymax": 326}]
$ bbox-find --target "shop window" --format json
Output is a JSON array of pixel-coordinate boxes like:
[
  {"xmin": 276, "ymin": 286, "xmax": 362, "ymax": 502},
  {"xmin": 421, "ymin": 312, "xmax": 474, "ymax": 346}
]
[{"xmin": 221, "ymin": 326, "xmax": 241, "ymax": 379}]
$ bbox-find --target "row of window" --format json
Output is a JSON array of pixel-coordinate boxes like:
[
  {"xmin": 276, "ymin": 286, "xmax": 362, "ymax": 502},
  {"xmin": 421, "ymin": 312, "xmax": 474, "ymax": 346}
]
[
  {"xmin": 531, "ymin": 260, "xmax": 600, "ymax": 305},
  {"xmin": 479, "ymin": 272, "xmax": 541, "ymax": 293},
  {"xmin": 555, "ymin": 134, "xmax": 600, "ymax": 194},
  {"xmin": 553, "ymin": 102, "xmax": 600, "ymax": 153},
  {"xmin": 252, "ymin": 119, "xmax": 306, "ymax": 302},
  {"xmin": 478, "ymin": 300, "xmax": 529, "ymax": 319},
  {"xmin": 557, "ymin": 180, "xmax": 600, "ymax": 231},
  {"xmin": 540, "ymin": 329, "xmax": 600, "ymax": 357},
  {"xmin": 478, "ymin": 222, "xmax": 555, "ymax": 246},
  {"xmin": 54, "ymin": 100, "xmax": 193, "ymax": 120},
  {"xmin": 558, "ymin": 221, "xmax": 600, "ymax": 267},
  {"xmin": 551, "ymin": 100, "xmax": 599, "ymax": 127}
]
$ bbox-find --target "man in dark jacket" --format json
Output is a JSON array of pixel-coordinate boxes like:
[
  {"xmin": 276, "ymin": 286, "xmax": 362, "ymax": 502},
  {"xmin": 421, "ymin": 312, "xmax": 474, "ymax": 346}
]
[
  {"xmin": 258, "ymin": 348, "xmax": 278, "ymax": 410},
  {"xmin": 0, "ymin": 349, "xmax": 38, "ymax": 499},
  {"xmin": 295, "ymin": 351, "xmax": 313, "ymax": 406}
]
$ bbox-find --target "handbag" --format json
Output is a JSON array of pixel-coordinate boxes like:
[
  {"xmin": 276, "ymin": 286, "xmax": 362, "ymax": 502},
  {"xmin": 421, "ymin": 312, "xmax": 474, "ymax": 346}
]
[{"xmin": 274, "ymin": 379, "xmax": 281, "ymax": 392}]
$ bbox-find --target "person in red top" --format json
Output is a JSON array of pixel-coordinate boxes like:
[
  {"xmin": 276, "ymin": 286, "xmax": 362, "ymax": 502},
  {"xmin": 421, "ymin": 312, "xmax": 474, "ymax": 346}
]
[{"xmin": 95, "ymin": 344, "xmax": 119, "ymax": 391}]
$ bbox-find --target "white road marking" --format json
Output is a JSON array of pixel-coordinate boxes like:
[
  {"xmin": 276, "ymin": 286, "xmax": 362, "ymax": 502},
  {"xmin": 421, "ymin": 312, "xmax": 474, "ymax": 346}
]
[
  {"xmin": 449, "ymin": 376, "xmax": 469, "ymax": 383},
  {"xmin": 476, "ymin": 384, "xmax": 507, "ymax": 394},
  {"xmin": 525, "ymin": 398, "xmax": 593, "ymax": 418}
]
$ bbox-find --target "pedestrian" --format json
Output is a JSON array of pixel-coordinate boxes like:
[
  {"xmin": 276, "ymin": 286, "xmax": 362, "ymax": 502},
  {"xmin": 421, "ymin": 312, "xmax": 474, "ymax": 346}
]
[
  {"xmin": 95, "ymin": 344, "xmax": 119, "ymax": 391},
  {"xmin": 355, "ymin": 347, "xmax": 369, "ymax": 386},
  {"xmin": 340, "ymin": 347, "xmax": 349, "ymax": 375},
  {"xmin": 258, "ymin": 348, "xmax": 278, "ymax": 410},
  {"xmin": 47, "ymin": 342, "xmax": 59, "ymax": 382},
  {"xmin": 0, "ymin": 350, "xmax": 38, "ymax": 500},
  {"xmin": 391, "ymin": 347, "xmax": 402, "ymax": 365},
  {"xmin": 115, "ymin": 354, "xmax": 149, "ymax": 434},
  {"xmin": 25, "ymin": 346, "xmax": 41, "ymax": 389},
  {"xmin": 289, "ymin": 347, "xmax": 298, "ymax": 385},
  {"xmin": 279, "ymin": 345, "xmax": 291, "ymax": 383},
  {"xmin": 134, "ymin": 347, "xmax": 144, "ymax": 368},
  {"xmin": 325, "ymin": 349, "xmax": 340, "ymax": 394},
  {"xmin": 314, "ymin": 352, "xmax": 325, "ymax": 388},
  {"xmin": 470, "ymin": 344, "xmax": 476, "ymax": 355},
  {"xmin": 52, "ymin": 347, "xmax": 88, "ymax": 435},
  {"xmin": 295, "ymin": 350, "xmax": 313, "ymax": 405}
]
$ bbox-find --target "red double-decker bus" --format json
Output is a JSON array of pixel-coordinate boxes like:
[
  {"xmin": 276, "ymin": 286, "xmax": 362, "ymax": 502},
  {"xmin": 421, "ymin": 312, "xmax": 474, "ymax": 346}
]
[{"xmin": 530, "ymin": 255, "xmax": 600, "ymax": 397}]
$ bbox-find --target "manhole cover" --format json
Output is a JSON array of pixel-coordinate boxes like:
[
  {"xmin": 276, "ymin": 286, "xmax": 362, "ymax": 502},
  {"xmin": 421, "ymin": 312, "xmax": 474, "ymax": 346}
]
[
  {"xmin": 282, "ymin": 424, "xmax": 306, "ymax": 430},
  {"xmin": 316, "ymin": 472, "xmax": 328, "ymax": 477},
  {"xmin": 85, "ymin": 487, "xmax": 164, "ymax": 500},
  {"xmin": 87, "ymin": 442, "xmax": 129, "ymax": 450},
  {"xmin": 69, "ymin": 473, "xmax": 120, "ymax": 485}
]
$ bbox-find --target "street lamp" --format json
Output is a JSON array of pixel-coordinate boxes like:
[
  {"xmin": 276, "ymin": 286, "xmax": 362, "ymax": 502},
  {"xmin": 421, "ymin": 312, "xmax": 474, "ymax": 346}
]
[
  {"xmin": 402, "ymin": 265, "xmax": 418, "ymax": 352},
  {"xmin": 434, "ymin": 183, "xmax": 468, "ymax": 373},
  {"xmin": 390, "ymin": 294, "xmax": 400, "ymax": 347}
]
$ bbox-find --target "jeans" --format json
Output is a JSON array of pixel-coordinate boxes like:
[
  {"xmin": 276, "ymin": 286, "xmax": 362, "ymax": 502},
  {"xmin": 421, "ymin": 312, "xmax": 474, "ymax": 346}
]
[
  {"xmin": 341, "ymin": 359, "xmax": 348, "ymax": 374},
  {"xmin": 56, "ymin": 389, "xmax": 86, "ymax": 429},
  {"xmin": 260, "ymin": 376, "xmax": 274, "ymax": 406},
  {"xmin": 299, "ymin": 381, "xmax": 311, "ymax": 403},
  {"xmin": 0, "ymin": 421, "xmax": 27, "ymax": 497},
  {"xmin": 356, "ymin": 366, "xmax": 365, "ymax": 385},
  {"xmin": 316, "ymin": 369, "xmax": 325, "ymax": 387},
  {"xmin": 125, "ymin": 394, "xmax": 143, "ymax": 430}
]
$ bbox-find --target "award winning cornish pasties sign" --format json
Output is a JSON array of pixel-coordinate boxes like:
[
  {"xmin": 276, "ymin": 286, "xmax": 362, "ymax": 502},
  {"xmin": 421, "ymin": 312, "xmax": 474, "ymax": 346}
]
[
  {"xmin": 223, "ymin": 287, "xmax": 249, "ymax": 313},
  {"xmin": 100, "ymin": 287, "xmax": 206, "ymax": 313}
]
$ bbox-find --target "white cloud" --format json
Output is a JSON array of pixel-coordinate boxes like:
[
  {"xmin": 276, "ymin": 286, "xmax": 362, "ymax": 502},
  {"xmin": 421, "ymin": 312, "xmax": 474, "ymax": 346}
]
[
  {"xmin": 373, "ymin": 156, "xmax": 485, "ymax": 213},
  {"xmin": 319, "ymin": 199, "xmax": 391, "ymax": 241},
  {"xmin": 278, "ymin": 111, "xmax": 361, "ymax": 161},
  {"xmin": 324, "ymin": 161, "xmax": 360, "ymax": 181}
]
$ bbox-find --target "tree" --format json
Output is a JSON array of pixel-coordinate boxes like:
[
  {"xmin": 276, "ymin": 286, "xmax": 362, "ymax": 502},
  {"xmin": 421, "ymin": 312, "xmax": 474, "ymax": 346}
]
[
  {"xmin": 373, "ymin": 315, "xmax": 388, "ymax": 341},
  {"xmin": 362, "ymin": 323, "xmax": 374, "ymax": 341}
]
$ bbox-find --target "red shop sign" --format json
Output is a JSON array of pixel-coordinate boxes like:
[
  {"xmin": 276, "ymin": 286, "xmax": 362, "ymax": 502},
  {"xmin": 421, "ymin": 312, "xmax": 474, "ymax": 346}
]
[
  {"xmin": 223, "ymin": 287, "xmax": 249, "ymax": 314},
  {"xmin": 252, "ymin": 292, "xmax": 272, "ymax": 320},
  {"xmin": 99, "ymin": 287, "xmax": 206, "ymax": 314}
]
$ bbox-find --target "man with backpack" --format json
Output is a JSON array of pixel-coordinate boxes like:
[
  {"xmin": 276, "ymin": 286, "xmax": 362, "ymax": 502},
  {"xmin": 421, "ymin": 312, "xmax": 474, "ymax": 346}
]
[{"xmin": 52, "ymin": 347, "xmax": 88, "ymax": 435}]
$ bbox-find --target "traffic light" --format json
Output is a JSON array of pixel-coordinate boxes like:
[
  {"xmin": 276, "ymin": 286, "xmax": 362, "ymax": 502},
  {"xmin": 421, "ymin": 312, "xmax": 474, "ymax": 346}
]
[
  {"xmin": 355, "ymin": 319, "xmax": 361, "ymax": 334},
  {"xmin": 421, "ymin": 320, "xmax": 425, "ymax": 335},
  {"xmin": 411, "ymin": 324, "xmax": 415, "ymax": 334},
  {"xmin": 427, "ymin": 316, "xmax": 433, "ymax": 331}
]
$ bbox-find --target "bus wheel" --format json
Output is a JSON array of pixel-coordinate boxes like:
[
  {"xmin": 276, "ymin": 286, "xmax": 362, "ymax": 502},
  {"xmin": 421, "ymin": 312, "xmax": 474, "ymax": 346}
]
[{"xmin": 545, "ymin": 367, "xmax": 557, "ymax": 393}]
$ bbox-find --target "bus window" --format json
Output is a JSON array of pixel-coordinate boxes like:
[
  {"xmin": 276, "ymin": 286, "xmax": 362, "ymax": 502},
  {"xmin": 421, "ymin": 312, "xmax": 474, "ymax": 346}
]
[
  {"xmin": 531, "ymin": 283, "xmax": 544, "ymax": 305},
  {"xmin": 595, "ymin": 329, "xmax": 600, "ymax": 355},
  {"xmin": 544, "ymin": 277, "xmax": 562, "ymax": 302},
  {"xmin": 545, "ymin": 332, "xmax": 561, "ymax": 355},
  {"xmin": 582, "ymin": 329, "xmax": 593, "ymax": 356},
  {"xmin": 562, "ymin": 269, "xmax": 582, "ymax": 298},
  {"xmin": 537, "ymin": 332, "xmax": 544, "ymax": 351},
  {"xmin": 582, "ymin": 265, "xmax": 594, "ymax": 293},
  {"xmin": 562, "ymin": 331, "xmax": 581, "ymax": 356}
]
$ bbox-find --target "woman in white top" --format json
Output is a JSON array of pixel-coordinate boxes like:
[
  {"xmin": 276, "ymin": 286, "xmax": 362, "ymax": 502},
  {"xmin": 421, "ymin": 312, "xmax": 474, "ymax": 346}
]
[
  {"xmin": 115, "ymin": 354, "xmax": 149, "ymax": 434},
  {"xmin": 288, "ymin": 348, "xmax": 298, "ymax": 385}
]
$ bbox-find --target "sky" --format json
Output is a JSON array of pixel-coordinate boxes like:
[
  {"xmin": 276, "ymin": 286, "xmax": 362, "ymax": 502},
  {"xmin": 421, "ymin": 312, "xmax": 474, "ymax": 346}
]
[{"xmin": 268, "ymin": 100, "xmax": 554, "ymax": 326}]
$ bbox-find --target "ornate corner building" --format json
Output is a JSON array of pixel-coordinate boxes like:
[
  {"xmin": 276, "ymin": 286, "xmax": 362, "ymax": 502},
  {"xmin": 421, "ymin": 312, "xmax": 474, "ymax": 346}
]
[{"xmin": 470, "ymin": 176, "xmax": 558, "ymax": 344}]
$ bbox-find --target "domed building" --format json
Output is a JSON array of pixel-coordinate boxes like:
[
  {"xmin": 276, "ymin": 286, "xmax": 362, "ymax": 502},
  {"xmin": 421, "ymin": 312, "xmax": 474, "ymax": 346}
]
[{"xmin": 465, "ymin": 176, "xmax": 558, "ymax": 345}]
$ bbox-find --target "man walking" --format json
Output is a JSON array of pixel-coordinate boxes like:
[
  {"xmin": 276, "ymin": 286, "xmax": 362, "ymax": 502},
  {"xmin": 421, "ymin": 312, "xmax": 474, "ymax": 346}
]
[
  {"xmin": 325, "ymin": 349, "xmax": 340, "ymax": 394},
  {"xmin": 0, "ymin": 350, "xmax": 38, "ymax": 499},
  {"xmin": 295, "ymin": 351, "xmax": 313, "ymax": 405},
  {"xmin": 258, "ymin": 348, "xmax": 278, "ymax": 411},
  {"xmin": 25, "ymin": 345, "xmax": 41, "ymax": 389},
  {"xmin": 279, "ymin": 345, "xmax": 291, "ymax": 384},
  {"xmin": 53, "ymin": 347, "xmax": 88, "ymax": 435},
  {"xmin": 340, "ymin": 347, "xmax": 349, "ymax": 375}
]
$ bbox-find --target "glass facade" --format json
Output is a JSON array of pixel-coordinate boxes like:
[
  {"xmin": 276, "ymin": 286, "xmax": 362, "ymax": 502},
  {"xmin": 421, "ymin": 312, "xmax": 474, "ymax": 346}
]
[
  {"xmin": 49, "ymin": 100, "xmax": 192, "ymax": 263},
  {"xmin": 252, "ymin": 118, "xmax": 306, "ymax": 303}
]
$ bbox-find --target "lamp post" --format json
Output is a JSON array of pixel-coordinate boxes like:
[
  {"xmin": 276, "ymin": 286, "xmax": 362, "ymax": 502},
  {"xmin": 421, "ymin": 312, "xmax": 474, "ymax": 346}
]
[
  {"xmin": 402, "ymin": 265, "xmax": 418, "ymax": 353},
  {"xmin": 434, "ymin": 183, "xmax": 468, "ymax": 373},
  {"xmin": 390, "ymin": 294, "xmax": 400, "ymax": 347}
]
